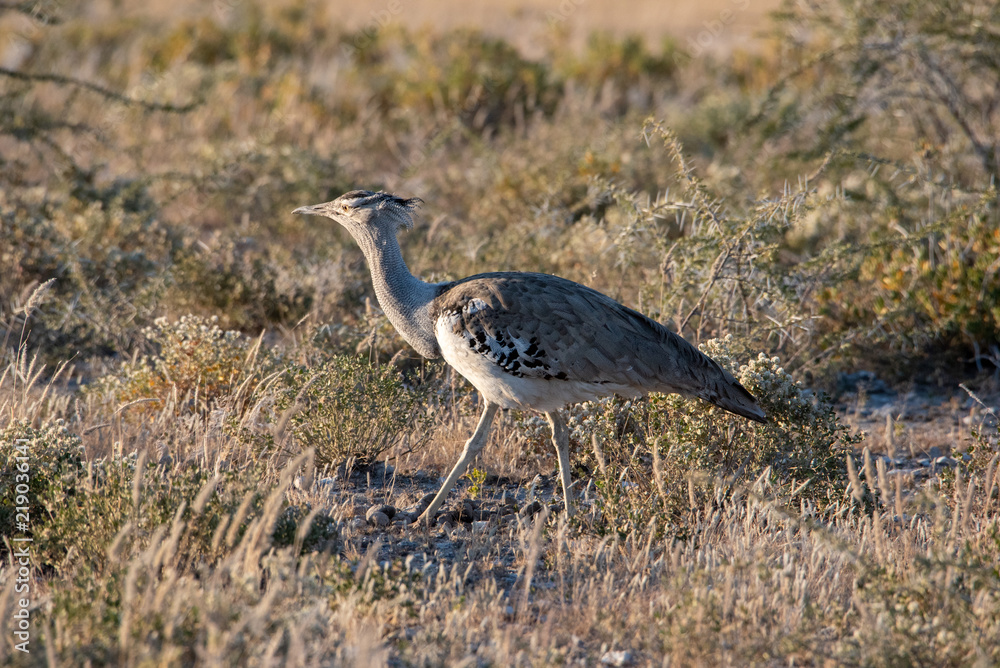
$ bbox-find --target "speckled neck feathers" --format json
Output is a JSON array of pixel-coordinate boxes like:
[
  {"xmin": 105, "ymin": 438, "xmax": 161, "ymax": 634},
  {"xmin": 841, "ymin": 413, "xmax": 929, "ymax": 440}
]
[{"xmin": 352, "ymin": 227, "xmax": 443, "ymax": 359}]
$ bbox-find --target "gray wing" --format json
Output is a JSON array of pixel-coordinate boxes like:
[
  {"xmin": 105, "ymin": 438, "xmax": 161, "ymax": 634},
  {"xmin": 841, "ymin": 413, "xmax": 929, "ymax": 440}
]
[{"xmin": 432, "ymin": 272, "xmax": 766, "ymax": 422}]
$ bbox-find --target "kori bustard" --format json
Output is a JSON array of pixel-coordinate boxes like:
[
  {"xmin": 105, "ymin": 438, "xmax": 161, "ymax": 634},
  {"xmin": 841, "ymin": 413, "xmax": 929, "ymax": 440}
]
[{"xmin": 294, "ymin": 190, "xmax": 766, "ymax": 523}]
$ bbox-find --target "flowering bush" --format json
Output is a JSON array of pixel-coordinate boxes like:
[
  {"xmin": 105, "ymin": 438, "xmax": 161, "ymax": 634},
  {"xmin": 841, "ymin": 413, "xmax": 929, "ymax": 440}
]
[
  {"xmin": 640, "ymin": 337, "xmax": 859, "ymax": 504},
  {"xmin": 92, "ymin": 314, "xmax": 274, "ymax": 414}
]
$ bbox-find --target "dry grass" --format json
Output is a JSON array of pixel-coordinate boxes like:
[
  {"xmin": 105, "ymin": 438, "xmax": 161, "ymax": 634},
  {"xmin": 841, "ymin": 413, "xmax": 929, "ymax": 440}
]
[
  {"xmin": 2, "ymin": 0, "xmax": 999, "ymax": 664},
  {"xmin": 1, "ymin": 310, "xmax": 998, "ymax": 665}
]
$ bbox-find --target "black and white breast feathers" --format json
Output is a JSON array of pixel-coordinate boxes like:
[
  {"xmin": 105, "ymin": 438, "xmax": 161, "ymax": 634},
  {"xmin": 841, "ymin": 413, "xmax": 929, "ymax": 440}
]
[{"xmin": 440, "ymin": 295, "xmax": 569, "ymax": 381}]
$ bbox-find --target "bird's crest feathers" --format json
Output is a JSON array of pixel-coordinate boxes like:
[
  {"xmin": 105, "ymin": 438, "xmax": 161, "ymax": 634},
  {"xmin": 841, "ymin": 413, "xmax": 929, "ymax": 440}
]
[{"xmin": 342, "ymin": 190, "xmax": 422, "ymax": 228}]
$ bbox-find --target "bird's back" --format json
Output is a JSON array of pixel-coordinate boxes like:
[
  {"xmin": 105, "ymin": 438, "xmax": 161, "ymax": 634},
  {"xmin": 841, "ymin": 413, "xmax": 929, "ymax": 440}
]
[{"xmin": 431, "ymin": 272, "xmax": 766, "ymax": 422}]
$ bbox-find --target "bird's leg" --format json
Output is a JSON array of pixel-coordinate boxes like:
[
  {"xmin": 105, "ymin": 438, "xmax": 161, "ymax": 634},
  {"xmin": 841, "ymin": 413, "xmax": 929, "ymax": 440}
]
[
  {"xmin": 545, "ymin": 411, "xmax": 575, "ymax": 518},
  {"xmin": 419, "ymin": 401, "xmax": 499, "ymax": 524}
]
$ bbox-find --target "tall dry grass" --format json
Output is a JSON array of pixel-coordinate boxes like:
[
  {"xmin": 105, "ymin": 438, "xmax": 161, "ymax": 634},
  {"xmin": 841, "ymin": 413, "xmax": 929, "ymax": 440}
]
[
  {"xmin": 1, "ymin": 0, "xmax": 999, "ymax": 663},
  {"xmin": 1, "ymin": 304, "xmax": 998, "ymax": 664}
]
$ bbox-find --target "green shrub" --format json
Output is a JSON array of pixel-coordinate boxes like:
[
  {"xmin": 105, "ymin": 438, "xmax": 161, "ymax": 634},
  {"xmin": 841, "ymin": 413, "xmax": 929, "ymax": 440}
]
[
  {"xmin": 550, "ymin": 32, "xmax": 680, "ymax": 115},
  {"xmin": 818, "ymin": 188, "xmax": 1000, "ymax": 358},
  {"xmin": 272, "ymin": 503, "xmax": 339, "ymax": 552},
  {"xmin": 34, "ymin": 457, "xmax": 133, "ymax": 574},
  {"xmin": 172, "ymin": 233, "xmax": 314, "ymax": 330},
  {"xmin": 0, "ymin": 421, "xmax": 87, "ymax": 564},
  {"xmin": 91, "ymin": 314, "xmax": 275, "ymax": 414},
  {"xmin": 0, "ymin": 184, "xmax": 179, "ymax": 362},
  {"xmin": 273, "ymin": 355, "xmax": 432, "ymax": 468},
  {"xmin": 355, "ymin": 28, "xmax": 562, "ymax": 134}
]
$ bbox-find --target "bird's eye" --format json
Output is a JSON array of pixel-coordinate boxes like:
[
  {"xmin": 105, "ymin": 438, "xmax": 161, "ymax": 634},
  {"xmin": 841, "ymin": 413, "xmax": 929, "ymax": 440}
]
[{"xmin": 341, "ymin": 204, "xmax": 349, "ymax": 211}]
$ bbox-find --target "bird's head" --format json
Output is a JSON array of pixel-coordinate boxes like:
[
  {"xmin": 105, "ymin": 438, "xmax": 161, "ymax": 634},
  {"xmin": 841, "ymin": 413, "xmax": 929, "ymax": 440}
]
[{"xmin": 293, "ymin": 190, "xmax": 421, "ymax": 236}]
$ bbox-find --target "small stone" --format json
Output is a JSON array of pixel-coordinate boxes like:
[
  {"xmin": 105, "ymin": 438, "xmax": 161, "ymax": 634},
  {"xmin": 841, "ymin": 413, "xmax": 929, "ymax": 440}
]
[
  {"xmin": 366, "ymin": 506, "xmax": 390, "ymax": 527},
  {"xmin": 519, "ymin": 500, "xmax": 543, "ymax": 519},
  {"xmin": 600, "ymin": 649, "xmax": 633, "ymax": 666},
  {"xmin": 374, "ymin": 504, "xmax": 396, "ymax": 520},
  {"xmin": 885, "ymin": 468, "xmax": 920, "ymax": 478},
  {"xmin": 350, "ymin": 517, "xmax": 366, "ymax": 531},
  {"xmin": 409, "ymin": 493, "xmax": 436, "ymax": 515},
  {"xmin": 472, "ymin": 520, "xmax": 489, "ymax": 532},
  {"xmin": 459, "ymin": 499, "xmax": 476, "ymax": 522},
  {"xmin": 934, "ymin": 456, "xmax": 957, "ymax": 468},
  {"xmin": 437, "ymin": 510, "xmax": 459, "ymax": 525}
]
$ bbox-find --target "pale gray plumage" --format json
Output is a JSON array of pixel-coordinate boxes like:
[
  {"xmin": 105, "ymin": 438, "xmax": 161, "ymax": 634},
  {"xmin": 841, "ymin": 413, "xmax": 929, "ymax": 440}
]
[{"xmin": 294, "ymin": 190, "xmax": 766, "ymax": 523}]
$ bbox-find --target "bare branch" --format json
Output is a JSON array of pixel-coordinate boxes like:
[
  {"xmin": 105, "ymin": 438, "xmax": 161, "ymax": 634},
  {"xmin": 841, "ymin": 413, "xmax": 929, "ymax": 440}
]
[{"xmin": 0, "ymin": 67, "xmax": 202, "ymax": 113}]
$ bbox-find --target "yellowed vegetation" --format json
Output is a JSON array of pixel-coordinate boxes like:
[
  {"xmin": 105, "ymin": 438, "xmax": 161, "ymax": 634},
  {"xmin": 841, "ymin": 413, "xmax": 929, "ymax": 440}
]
[{"xmin": 1, "ymin": 0, "xmax": 999, "ymax": 664}]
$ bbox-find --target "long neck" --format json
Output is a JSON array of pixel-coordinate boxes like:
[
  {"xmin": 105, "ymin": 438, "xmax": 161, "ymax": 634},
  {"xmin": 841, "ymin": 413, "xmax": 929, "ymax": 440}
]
[{"xmin": 354, "ymin": 227, "xmax": 441, "ymax": 359}]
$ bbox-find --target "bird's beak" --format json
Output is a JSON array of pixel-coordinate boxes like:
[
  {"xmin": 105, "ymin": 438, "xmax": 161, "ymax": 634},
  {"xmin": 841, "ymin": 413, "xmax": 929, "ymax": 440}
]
[{"xmin": 292, "ymin": 205, "xmax": 319, "ymax": 215}]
